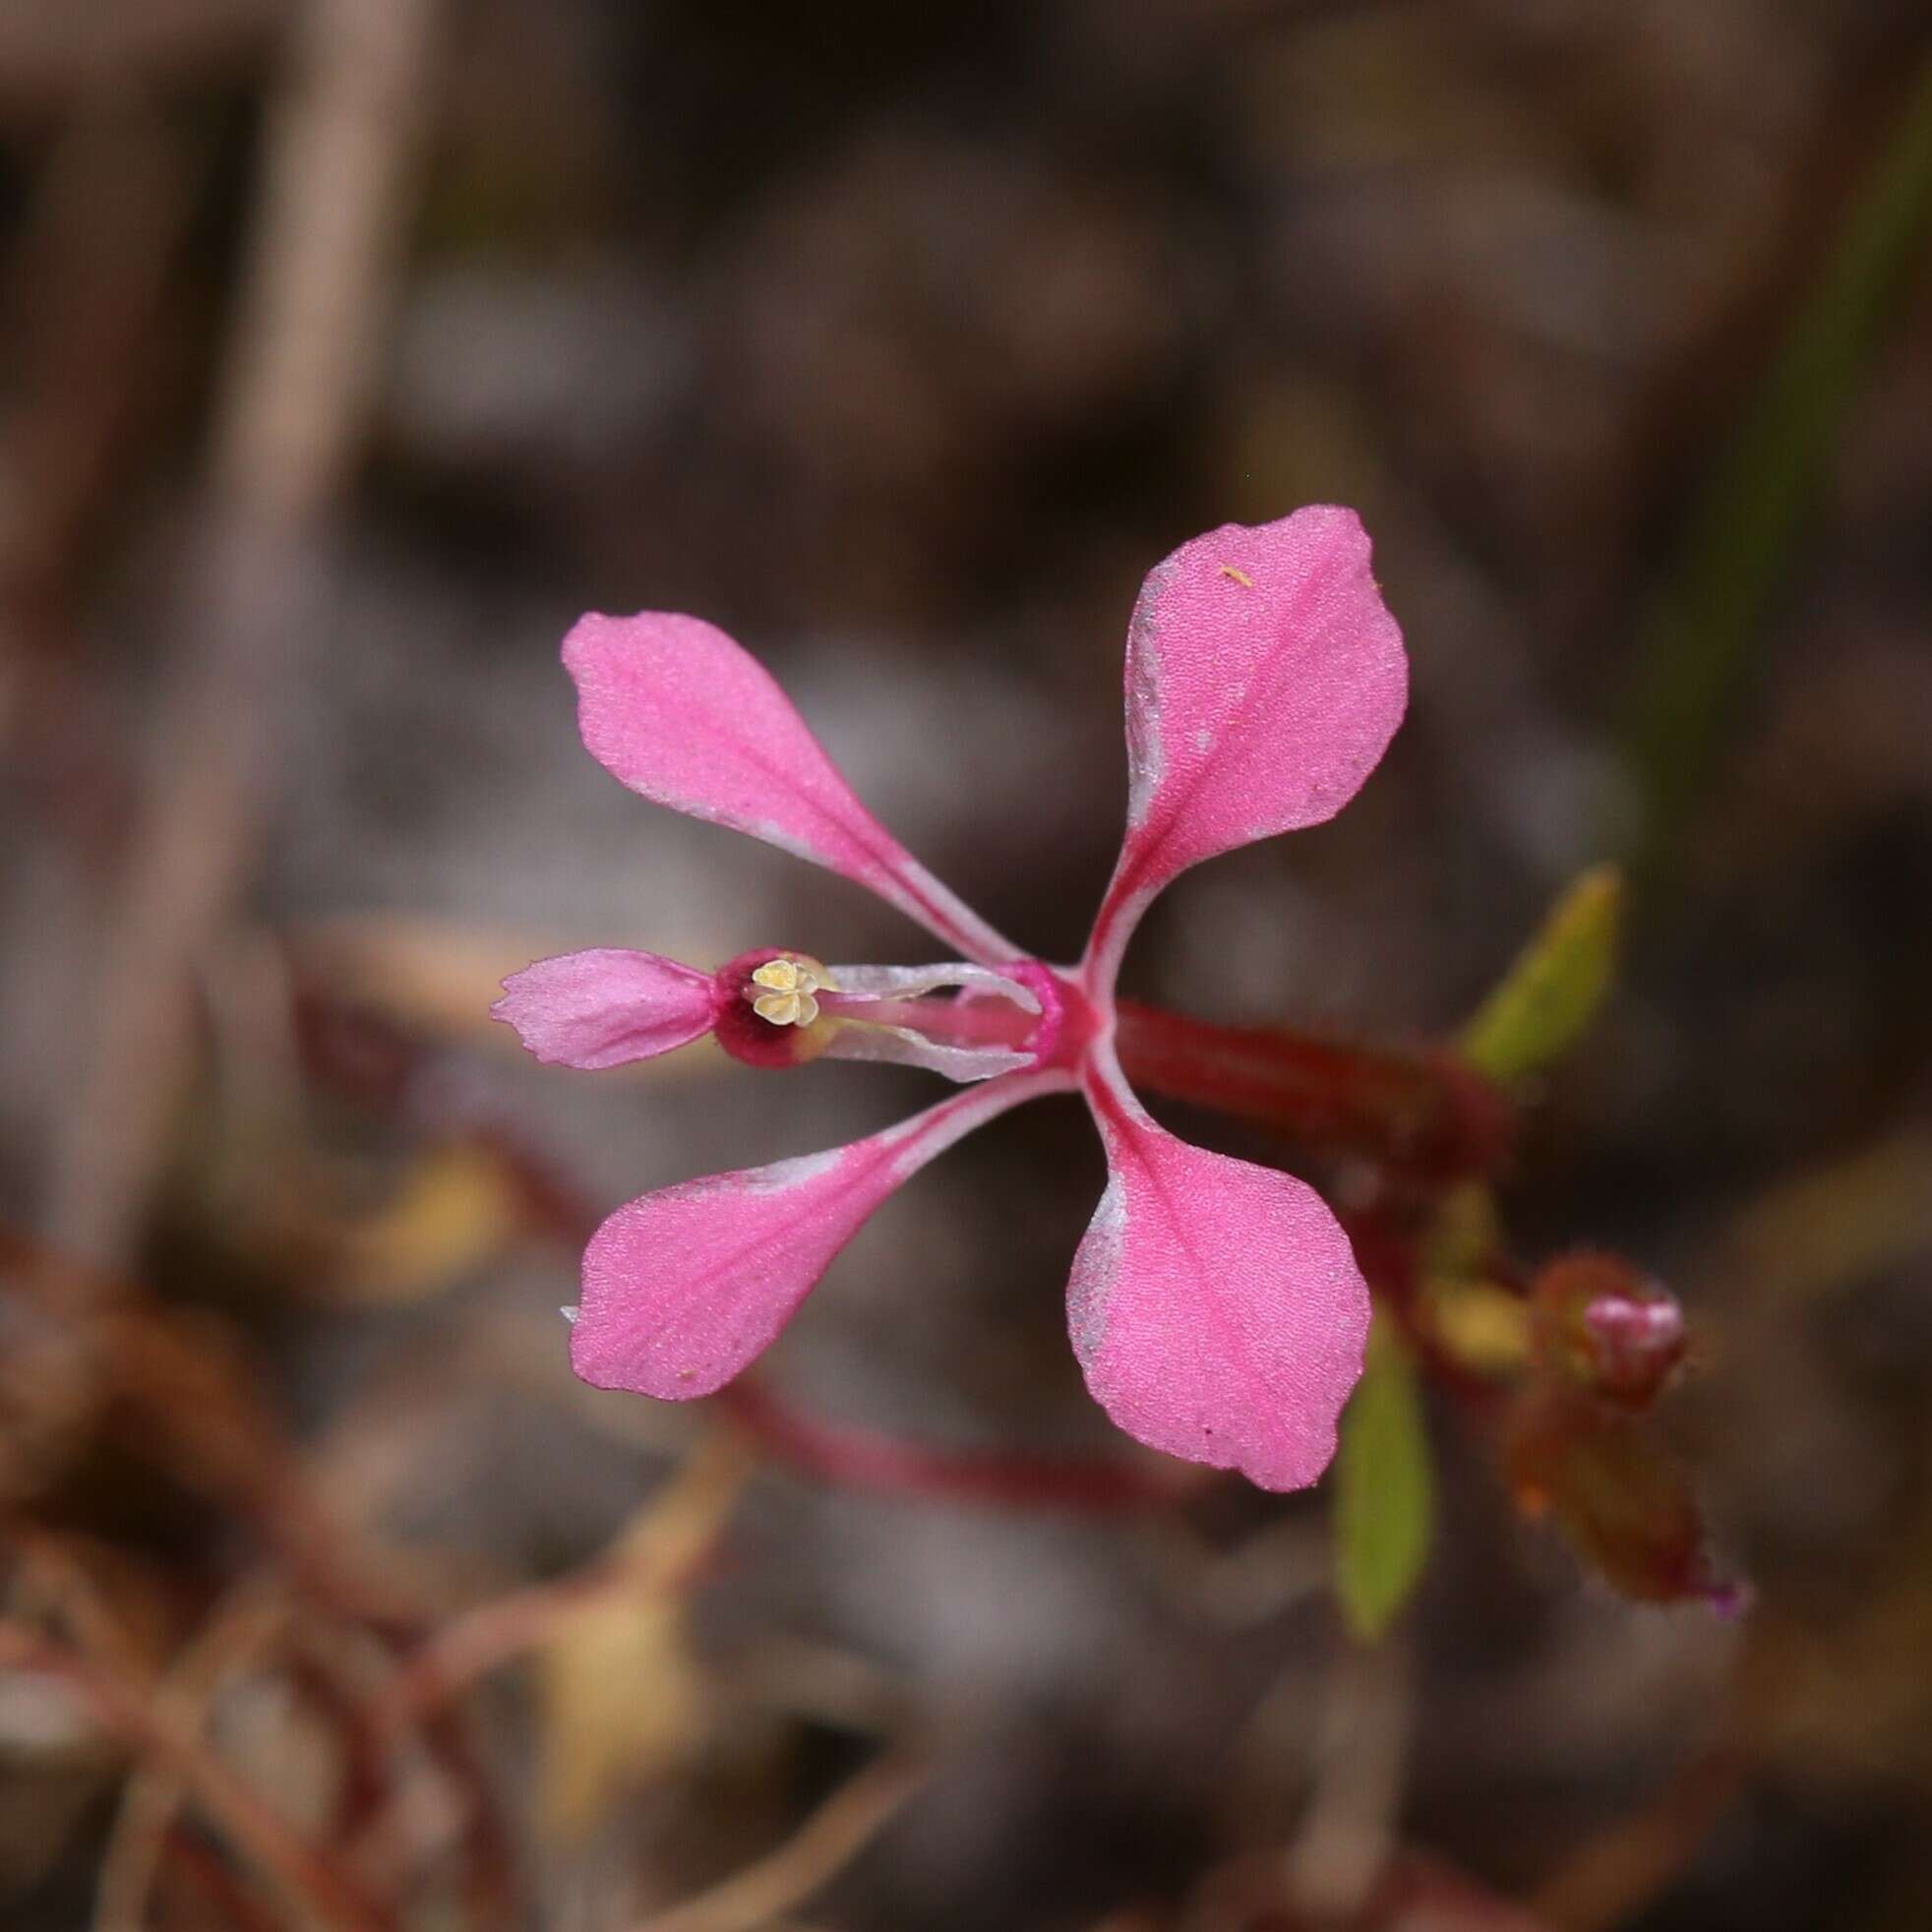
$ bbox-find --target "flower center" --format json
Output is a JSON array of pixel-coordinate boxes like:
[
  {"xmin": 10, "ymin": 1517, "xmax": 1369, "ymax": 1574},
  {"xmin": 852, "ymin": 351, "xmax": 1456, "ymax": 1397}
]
[
  {"xmin": 749, "ymin": 956, "xmax": 833, "ymax": 1028},
  {"xmin": 709, "ymin": 948, "xmax": 1090, "ymax": 1082},
  {"xmin": 710, "ymin": 948, "xmax": 834, "ymax": 1068}
]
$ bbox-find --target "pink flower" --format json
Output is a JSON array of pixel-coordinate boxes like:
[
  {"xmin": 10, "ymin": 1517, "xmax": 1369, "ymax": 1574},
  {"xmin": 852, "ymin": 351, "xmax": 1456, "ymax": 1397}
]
[{"xmin": 496, "ymin": 508, "xmax": 1408, "ymax": 1490}]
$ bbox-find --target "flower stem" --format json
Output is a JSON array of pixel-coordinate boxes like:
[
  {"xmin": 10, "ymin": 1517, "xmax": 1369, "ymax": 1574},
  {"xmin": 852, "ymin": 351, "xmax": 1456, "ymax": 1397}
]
[
  {"xmin": 717, "ymin": 1379, "xmax": 1201, "ymax": 1511},
  {"xmin": 1113, "ymin": 1000, "xmax": 1510, "ymax": 1179}
]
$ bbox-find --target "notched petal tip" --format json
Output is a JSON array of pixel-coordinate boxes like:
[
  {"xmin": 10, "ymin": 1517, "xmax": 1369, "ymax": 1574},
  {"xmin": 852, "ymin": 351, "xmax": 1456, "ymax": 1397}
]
[
  {"xmin": 1068, "ymin": 1054, "xmax": 1370, "ymax": 1491},
  {"xmin": 494, "ymin": 947, "xmax": 716, "ymax": 1070},
  {"xmin": 1087, "ymin": 506, "xmax": 1410, "ymax": 994}
]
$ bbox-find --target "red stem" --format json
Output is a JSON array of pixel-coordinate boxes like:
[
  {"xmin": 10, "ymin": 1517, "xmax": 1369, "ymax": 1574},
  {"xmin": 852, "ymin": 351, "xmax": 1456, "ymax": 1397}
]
[
  {"xmin": 716, "ymin": 1381, "xmax": 1202, "ymax": 1512},
  {"xmin": 0, "ymin": 1621, "xmax": 392, "ymax": 1932},
  {"xmin": 1113, "ymin": 1000, "xmax": 1510, "ymax": 1179}
]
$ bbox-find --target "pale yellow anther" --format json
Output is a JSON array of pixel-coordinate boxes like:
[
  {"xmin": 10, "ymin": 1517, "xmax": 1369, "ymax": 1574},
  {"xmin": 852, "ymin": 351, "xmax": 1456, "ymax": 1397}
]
[
  {"xmin": 749, "ymin": 956, "xmax": 834, "ymax": 1029},
  {"xmin": 752, "ymin": 958, "xmax": 803, "ymax": 995},
  {"xmin": 752, "ymin": 988, "xmax": 819, "ymax": 1027}
]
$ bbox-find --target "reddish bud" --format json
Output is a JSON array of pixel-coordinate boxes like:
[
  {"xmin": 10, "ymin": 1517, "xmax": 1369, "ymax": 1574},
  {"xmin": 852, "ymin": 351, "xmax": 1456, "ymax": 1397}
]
[
  {"xmin": 1532, "ymin": 1251, "xmax": 1686, "ymax": 1409},
  {"xmin": 1505, "ymin": 1386, "xmax": 1737, "ymax": 1608}
]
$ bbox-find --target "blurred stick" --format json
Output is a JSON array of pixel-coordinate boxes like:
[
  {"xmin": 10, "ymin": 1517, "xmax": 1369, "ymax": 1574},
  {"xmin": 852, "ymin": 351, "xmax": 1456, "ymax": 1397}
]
[
  {"xmin": 0, "ymin": 97, "xmax": 198, "ymax": 648},
  {"xmin": 346, "ymin": 1438, "xmax": 748, "ymax": 1903},
  {"xmin": 45, "ymin": 0, "xmax": 441, "ymax": 1275},
  {"xmin": 1615, "ymin": 39, "xmax": 1932, "ymax": 876},
  {"xmin": 633, "ymin": 1748, "xmax": 931, "ymax": 1932},
  {"xmin": 1528, "ymin": 1746, "xmax": 1746, "ymax": 1932},
  {"xmin": 3, "ymin": 1233, "xmax": 523, "ymax": 1922},
  {"xmin": 0, "ymin": 1616, "xmax": 393, "ymax": 1932},
  {"xmin": 153, "ymin": 1831, "xmax": 286, "ymax": 1932},
  {"xmin": 3, "ymin": 1522, "xmax": 157, "ymax": 1685},
  {"xmin": 1284, "ymin": 1636, "xmax": 1413, "ymax": 1921},
  {"xmin": 1, "ymin": 1225, "xmax": 419, "ymax": 1628},
  {"xmin": 0, "ymin": 0, "xmax": 275, "ymax": 114},
  {"xmin": 92, "ymin": 1585, "xmax": 290, "ymax": 1932},
  {"xmin": 0, "ymin": 101, "xmax": 206, "ymax": 887},
  {"xmin": 387, "ymin": 1432, "xmax": 749, "ymax": 1729}
]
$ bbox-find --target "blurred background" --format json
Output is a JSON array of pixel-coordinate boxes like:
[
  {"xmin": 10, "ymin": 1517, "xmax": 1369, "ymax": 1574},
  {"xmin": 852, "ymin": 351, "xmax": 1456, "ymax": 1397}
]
[{"xmin": 3, "ymin": 1, "xmax": 1931, "ymax": 1927}]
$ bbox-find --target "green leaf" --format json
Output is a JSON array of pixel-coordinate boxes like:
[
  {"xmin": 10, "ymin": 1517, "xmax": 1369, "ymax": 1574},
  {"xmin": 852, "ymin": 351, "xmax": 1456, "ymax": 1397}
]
[
  {"xmin": 1334, "ymin": 1317, "xmax": 1434, "ymax": 1642},
  {"xmin": 1460, "ymin": 865, "xmax": 1623, "ymax": 1083}
]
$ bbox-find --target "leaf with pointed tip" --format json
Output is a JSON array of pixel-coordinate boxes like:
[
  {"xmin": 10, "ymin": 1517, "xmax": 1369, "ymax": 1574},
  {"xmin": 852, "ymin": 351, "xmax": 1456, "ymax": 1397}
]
[
  {"xmin": 1334, "ymin": 1317, "xmax": 1434, "ymax": 1641},
  {"xmin": 1462, "ymin": 866, "xmax": 1622, "ymax": 1083}
]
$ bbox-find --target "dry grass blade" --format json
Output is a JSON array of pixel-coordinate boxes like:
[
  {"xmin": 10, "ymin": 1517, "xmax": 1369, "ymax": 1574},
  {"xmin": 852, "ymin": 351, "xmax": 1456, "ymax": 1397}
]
[
  {"xmin": 45, "ymin": 0, "xmax": 443, "ymax": 1274},
  {"xmin": 92, "ymin": 1586, "xmax": 291, "ymax": 1932},
  {"xmin": 0, "ymin": 1618, "xmax": 392, "ymax": 1932},
  {"xmin": 633, "ymin": 1750, "xmax": 932, "ymax": 1932}
]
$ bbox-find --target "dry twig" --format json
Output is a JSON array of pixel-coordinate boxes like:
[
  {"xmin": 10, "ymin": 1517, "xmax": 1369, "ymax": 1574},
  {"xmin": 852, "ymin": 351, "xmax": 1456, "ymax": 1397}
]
[
  {"xmin": 46, "ymin": 0, "xmax": 442, "ymax": 1272},
  {"xmin": 633, "ymin": 1748, "xmax": 932, "ymax": 1932},
  {"xmin": 91, "ymin": 1585, "xmax": 293, "ymax": 1932},
  {"xmin": 0, "ymin": 1617, "xmax": 392, "ymax": 1932}
]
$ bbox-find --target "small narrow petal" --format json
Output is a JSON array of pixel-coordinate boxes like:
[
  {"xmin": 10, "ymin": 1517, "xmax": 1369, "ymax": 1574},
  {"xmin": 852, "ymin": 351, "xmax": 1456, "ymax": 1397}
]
[
  {"xmin": 1085, "ymin": 508, "xmax": 1408, "ymax": 995},
  {"xmin": 814, "ymin": 960, "xmax": 1045, "ymax": 1083},
  {"xmin": 571, "ymin": 1068, "xmax": 1067, "ymax": 1399},
  {"xmin": 494, "ymin": 948, "xmax": 716, "ymax": 1069},
  {"xmin": 564, "ymin": 612, "xmax": 1016, "ymax": 964},
  {"xmin": 817, "ymin": 1023, "xmax": 1033, "ymax": 1084},
  {"xmin": 821, "ymin": 962, "xmax": 1041, "ymax": 1010},
  {"xmin": 1067, "ymin": 1047, "xmax": 1369, "ymax": 1490}
]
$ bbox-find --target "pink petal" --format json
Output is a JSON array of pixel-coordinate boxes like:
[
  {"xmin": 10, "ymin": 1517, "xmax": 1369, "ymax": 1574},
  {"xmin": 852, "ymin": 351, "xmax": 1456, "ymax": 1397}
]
[
  {"xmin": 1068, "ymin": 1048, "xmax": 1369, "ymax": 1490},
  {"xmin": 564, "ymin": 612, "xmax": 1015, "ymax": 964},
  {"xmin": 571, "ymin": 1067, "xmax": 1066, "ymax": 1399},
  {"xmin": 494, "ymin": 948, "xmax": 716, "ymax": 1069},
  {"xmin": 1085, "ymin": 508, "xmax": 1408, "ymax": 994}
]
